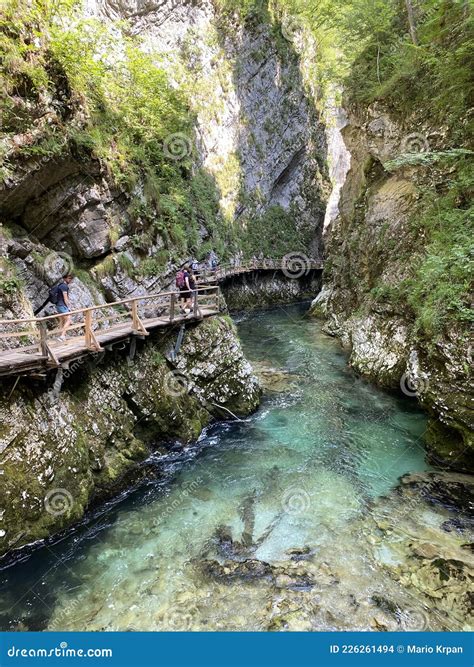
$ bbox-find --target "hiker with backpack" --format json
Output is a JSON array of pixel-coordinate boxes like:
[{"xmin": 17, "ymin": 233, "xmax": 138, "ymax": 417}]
[
  {"xmin": 176, "ymin": 266, "xmax": 190, "ymax": 314},
  {"xmin": 49, "ymin": 274, "xmax": 74, "ymax": 341},
  {"xmin": 207, "ymin": 250, "xmax": 218, "ymax": 271},
  {"xmin": 185, "ymin": 266, "xmax": 197, "ymax": 314},
  {"xmin": 175, "ymin": 265, "xmax": 196, "ymax": 315}
]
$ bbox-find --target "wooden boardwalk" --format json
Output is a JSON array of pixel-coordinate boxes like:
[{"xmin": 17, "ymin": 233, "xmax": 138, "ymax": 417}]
[
  {"xmin": 0, "ymin": 287, "xmax": 221, "ymax": 379},
  {"xmin": 0, "ymin": 256, "xmax": 323, "ymax": 379},
  {"xmin": 201, "ymin": 257, "xmax": 323, "ymax": 283}
]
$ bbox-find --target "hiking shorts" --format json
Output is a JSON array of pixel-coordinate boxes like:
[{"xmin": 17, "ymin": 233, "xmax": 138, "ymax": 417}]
[{"xmin": 56, "ymin": 304, "xmax": 70, "ymax": 314}]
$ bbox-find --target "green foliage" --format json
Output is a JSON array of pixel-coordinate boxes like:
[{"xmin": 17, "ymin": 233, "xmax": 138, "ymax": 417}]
[
  {"xmin": 0, "ymin": 275, "xmax": 22, "ymax": 297},
  {"xmin": 343, "ymin": 0, "xmax": 473, "ymax": 133},
  {"xmin": 214, "ymin": 0, "xmax": 269, "ymax": 21},
  {"xmin": 93, "ymin": 255, "xmax": 115, "ymax": 278},
  {"xmin": 406, "ymin": 159, "xmax": 474, "ymax": 337},
  {"xmin": 117, "ymin": 253, "xmax": 135, "ymax": 276},
  {"xmin": 270, "ymin": 0, "xmax": 473, "ymax": 131},
  {"xmin": 47, "ymin": 16, "xmax": 193, "ymax": 187},
  {"xmin": 368, "ymin": 158, "xmax": 473, "ymax": 337},
  {"xmin": 138, "ymin": 251, "xmax": 169, "ymax": 278},
  {"xmin": 370, "ymin": 282, "xmax": 407, "ymax": 305},
  {"xmin": 240, "ymin": 205, "xmax": 308, "ymax": 258},
  {"xmin": 384, "ymin": 149, "xmax": 474, "ymax": 171},
  {"xmin": 0, "ymin": 259, "xmax": 23, "ymax": 300}
]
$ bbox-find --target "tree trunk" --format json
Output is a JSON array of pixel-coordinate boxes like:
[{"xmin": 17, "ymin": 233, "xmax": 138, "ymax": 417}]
[{"xmin": 405, "ymin": 0, "xmax": 418, "ymax": 45}]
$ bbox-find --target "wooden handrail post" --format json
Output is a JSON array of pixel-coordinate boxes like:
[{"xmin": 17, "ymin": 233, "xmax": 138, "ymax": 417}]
[
  {"xmin": 170, "ymin": 292, "xmax": 176, "ymax": 322},
  {"xmin": 130, "ymin": 299, "xmax": 148, "ymax": 337},
  {"xmin": 132, "ymin": 300, "xmax": 139, "ymax": 333},
  {"xmin": 39, "ymin": 322, "xmax": 48, "ymax": 358},
  {"xmin": 193, "ymin": 289, "xmax": 200, "ymax": 319},
  {"xmin": 85, "ymin": 310, "xmax": 93, "ymax": 349}
]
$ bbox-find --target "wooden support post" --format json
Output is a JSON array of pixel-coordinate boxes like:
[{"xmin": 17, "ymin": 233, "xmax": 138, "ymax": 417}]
[
  {"xmin": 132, "ymin": 300, "xmax": 139, "ymax": 333},
  {"xmin": 46, "ymin": 343, "xmax": 60, "ymax": 367},
  {"xmin": 90, "ymin": 330, "xmax": 104, "ymax": 351},
  {"xmin": 39, "ymin": 322, "xmax": 48, "ymax": 358},
  {"xmin": 170, "ymin": 293, "xmax": 176, "ymax": 323},
  {"xmin": 85, "ymin": 310, "xmax": 93, "ymax": 350},
  {"xmin": 128, "ymin": 336, "xmax": 137, "ymax": 364}
]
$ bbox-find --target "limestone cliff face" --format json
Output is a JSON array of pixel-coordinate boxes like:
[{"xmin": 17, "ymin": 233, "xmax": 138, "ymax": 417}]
[
  {"xmin": 221, "ymin": 271, "xmax": 321, "ymax": 312},
  {"xmin": 0, "ymin": 316, "xmax": 260, "ymax": 560},
  {"xmin": 314, "ymin": 103, "xmax": 473, "ymax": 472},
  {"xmin": 94, "ymin": 0, "xmax": 328, "ymax": 253}
]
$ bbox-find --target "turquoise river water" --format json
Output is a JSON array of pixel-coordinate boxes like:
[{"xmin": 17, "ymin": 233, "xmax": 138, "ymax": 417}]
[{"xmin": 1, "ymin": 305, "xmax": 472, "ymax": 632}]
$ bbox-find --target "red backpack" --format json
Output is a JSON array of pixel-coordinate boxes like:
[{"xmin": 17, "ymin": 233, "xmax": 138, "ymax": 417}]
[{"xmin": 176, "ymin": 270, "xmax": 186, "ymax": 289}]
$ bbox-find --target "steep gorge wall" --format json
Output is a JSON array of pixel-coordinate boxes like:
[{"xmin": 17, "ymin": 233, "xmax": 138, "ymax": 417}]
[
  {"xmin": 0, "ymin": 0, "xmax": 328, "ymax": 322},
  {"xmin": 94, "ymin": 0, "xmax": 328, "ymax": 254},
  {"xmin": 222, "ymin": 271, "xmax": 321, "ymax": 311},
  {"xmin": 314, "ymin": 102, "xmax": 473, "ymax": 472}
]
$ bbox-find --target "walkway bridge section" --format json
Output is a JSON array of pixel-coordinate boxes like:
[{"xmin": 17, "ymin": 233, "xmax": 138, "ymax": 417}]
[
  {"xmin": 0, "ymin": 287, "xmax": 221, "ymax": 379},
  {"xmin": 0, "ymin": 256, "xmax": 323, "ymax": 379},
  {"xmin": 200, "ymin": 257, "xmax": 323, "ymax": 283}
]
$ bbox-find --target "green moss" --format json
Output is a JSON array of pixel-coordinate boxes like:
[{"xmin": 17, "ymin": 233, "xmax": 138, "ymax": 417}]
[
  {"xmin": 93, "ymin": 255, "xmax": 115, "ymax": 278},
  {"xmin": 407, "ymin": 160, "xmax": 473, "ymax": 337},
  {"xmin": 364, "ymin": 158, "xmax": 474, "ymax": 339},
  {"xmin": 117, "ymin": 253, "xmax": 135, "ymax": 277}
]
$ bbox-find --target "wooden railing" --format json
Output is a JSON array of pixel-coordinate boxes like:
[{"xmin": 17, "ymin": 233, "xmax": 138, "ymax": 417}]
[{"xmin": 0, "ymin": 286, "xmax": 221, "ymax": 364}]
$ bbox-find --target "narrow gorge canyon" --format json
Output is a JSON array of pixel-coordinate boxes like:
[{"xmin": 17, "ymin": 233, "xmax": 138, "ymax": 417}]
[{"xmin": 0, "ymin": 0, "xmax": 472, "ymax": 632}]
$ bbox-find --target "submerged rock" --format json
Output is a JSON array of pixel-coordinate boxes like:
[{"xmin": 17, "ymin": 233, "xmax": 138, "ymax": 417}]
[
  {"xmin": 398, "ymin": 471, "xmax": 474, "ymax": 519},
  {"xmin": 252, "ymin": 361, "xmax": 301, "ymax": 393}
]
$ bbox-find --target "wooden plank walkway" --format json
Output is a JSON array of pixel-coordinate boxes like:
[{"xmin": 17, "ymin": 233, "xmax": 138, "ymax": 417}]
[
  {"xmin": 0, "ymin": 288, "xmax": 220, "ymax": 379},
  {"xmin": 201, "ymin": 257, "xmax": 323, "ymax": 283},
  {"xmin": 0, "ymin": 257, "xmax": 323, "ymax": 379}
]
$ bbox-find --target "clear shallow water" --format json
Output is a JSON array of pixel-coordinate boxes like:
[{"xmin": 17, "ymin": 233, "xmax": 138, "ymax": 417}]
[{"xmin": 1, "ymin": 305, "xmax": 471, "ymax": 631}]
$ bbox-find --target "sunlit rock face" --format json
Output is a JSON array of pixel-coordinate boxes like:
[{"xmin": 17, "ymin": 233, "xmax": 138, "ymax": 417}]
[{"xmin": 323, "ymin": 101, "xmax": 351, "ymax": 230}]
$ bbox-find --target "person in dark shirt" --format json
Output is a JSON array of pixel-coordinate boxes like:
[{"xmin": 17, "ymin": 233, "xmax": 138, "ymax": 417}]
[
  {"xmin": 183, "ymin": 267, "xmax": 197, "ymax": 314},
  {"xmin": 56, "ymin": 274, "xmax": 74, "ymax": 341}
]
